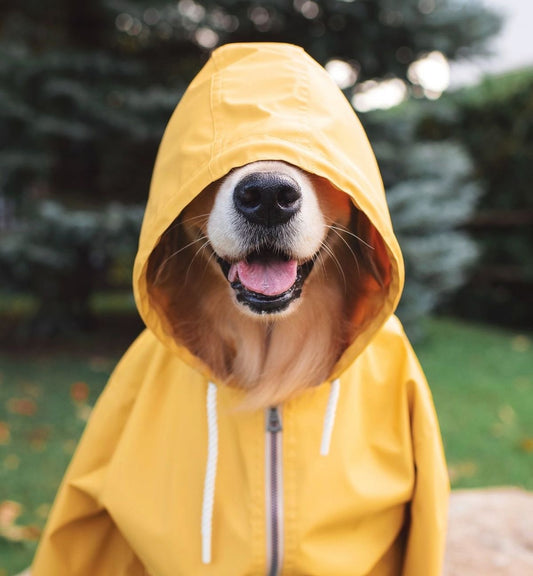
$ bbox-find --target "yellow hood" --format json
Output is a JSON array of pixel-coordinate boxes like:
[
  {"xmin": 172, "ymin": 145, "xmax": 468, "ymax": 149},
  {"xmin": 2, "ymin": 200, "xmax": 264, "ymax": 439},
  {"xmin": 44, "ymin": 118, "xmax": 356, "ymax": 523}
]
[
  {"xmin": 133, "ymin": 42, "xmax": 404, "ymax": 375},
  {"xmin": 32, "ymin": 44, "xmax": 448, "ymax": 576}
]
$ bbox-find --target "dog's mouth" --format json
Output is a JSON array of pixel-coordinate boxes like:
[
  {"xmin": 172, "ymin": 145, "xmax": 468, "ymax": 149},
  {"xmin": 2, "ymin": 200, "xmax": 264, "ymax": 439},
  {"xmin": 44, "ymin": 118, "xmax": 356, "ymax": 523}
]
[{"xmin": 217, "ymin": 249, "xmax": 315, "ymax": 314}]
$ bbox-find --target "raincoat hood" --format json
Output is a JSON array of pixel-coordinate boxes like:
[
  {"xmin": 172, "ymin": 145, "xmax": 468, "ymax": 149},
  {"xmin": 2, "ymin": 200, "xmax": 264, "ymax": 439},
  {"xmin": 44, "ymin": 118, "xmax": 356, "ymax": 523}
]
[
  {"xmin": 33, "ymin": 44, "xmax": 448, "ymax": 576},
  {"xmin": 134, "ymin": 42, "xmax": 404, "ymax": 376}
]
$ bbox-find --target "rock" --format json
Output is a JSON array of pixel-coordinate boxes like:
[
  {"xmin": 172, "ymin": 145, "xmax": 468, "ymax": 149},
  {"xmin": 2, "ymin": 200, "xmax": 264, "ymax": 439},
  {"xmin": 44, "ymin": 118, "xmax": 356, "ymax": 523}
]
[{"xmin": 444, "ymin": 487, "xmax": 533, "ymax": 575}]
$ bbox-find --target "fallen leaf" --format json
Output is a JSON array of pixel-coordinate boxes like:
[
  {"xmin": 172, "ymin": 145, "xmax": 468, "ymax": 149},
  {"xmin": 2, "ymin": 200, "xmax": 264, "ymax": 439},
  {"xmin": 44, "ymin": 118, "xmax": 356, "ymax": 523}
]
[
  {"xmin": 3, "ymin": 454, "xmax": 20, "ymax": 471},
  {"xmin": 6, "ymin": 397, "xmax": 37, "ymax": 416},
  {"xmin": 76, "ymin": 403, "xmax": 93, "ymax": 422},
  {"xmin": 0, "ymin": 500, "xmax": 21, "ymax": 527},
  {"xmin": 28, "ymin": 427, "xmax": 50, "ymax": 451},
  {"xmin": 23, "ymin": 383, "xmax": 42, "ymax": 399},
  {"xmin": 448, "ymin": 461, "xmax": 478, "ymax": 483},
  {"xmin": 0, "ymin": 421, "xmax": 10, "ymax": 445},
  {"xmin": 498, "ymin": 404, "xmax": 516, "ymax": 425},
  {"xmin": 0, "ymin": 523, "xmax": 41, "ymax": 542},
  {"xmin": 0, "ymin": 501, "xmax": 41, "ymax": 542},
  {"xmin": 491, "ymin": 422, "xmax": 505, "ymax": 438},
  {"xmin": 514, "ymin": 377, "xmax": 531, "ymax": 392},
  {"xmin": 89, "ymin": 356, "xmax": 113, "ymax": 372},
  {"xmin": 519, "ymin": 438, "xmax": 533, "ymax": 453},
  {"xmin": 63, "ymin": 439, "xmax": 77, "ymax": 454},
  {"xmin": 511, "ymin": 335, "xmax": 530, "ymax": 352},
  {"xmin": 70, "ymin": 381, "xmax": 90, "ymax": 403},
  {"xmin": 36, "ymin": 503, "xmax": 51, "ymax": 519}
]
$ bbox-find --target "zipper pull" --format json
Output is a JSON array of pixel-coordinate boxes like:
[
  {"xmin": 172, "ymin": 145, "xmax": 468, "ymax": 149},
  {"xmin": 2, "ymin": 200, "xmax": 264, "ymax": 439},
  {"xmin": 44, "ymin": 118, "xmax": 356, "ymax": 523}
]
[{"xmin": 267, "ymin": 407, "xmax": 282, "ymax": 433}]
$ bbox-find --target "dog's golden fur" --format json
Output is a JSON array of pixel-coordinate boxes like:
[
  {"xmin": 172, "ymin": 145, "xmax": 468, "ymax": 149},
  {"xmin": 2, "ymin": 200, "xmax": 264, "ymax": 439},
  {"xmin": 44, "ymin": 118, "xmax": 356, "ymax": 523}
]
[{"xmin": 146, "ymin": 170, "xmax": 389, "ymax": 407}]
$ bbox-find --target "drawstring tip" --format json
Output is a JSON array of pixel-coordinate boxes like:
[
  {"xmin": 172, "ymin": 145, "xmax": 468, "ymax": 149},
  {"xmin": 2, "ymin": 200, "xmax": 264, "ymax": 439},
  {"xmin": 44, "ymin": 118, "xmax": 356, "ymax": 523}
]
[
  {"xmin": 201, "ymin": 541, "xmax": 212, "ymax": 565},
  {"xmin": 320, "ymin": 379, "xmax": 340, "ymax": 456}
]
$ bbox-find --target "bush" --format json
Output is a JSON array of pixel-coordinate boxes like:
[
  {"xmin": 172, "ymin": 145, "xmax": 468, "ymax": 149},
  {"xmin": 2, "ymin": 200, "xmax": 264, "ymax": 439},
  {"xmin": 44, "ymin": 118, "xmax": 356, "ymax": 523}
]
[
  {"xmin": 0, "ymin": 102, "xmax": 483, "ymax": 341},
  {"xmin": 0, "ymin": 201, "xmax": 143, "ymax": 335},
  {"xmin": 362, "ymin": 107, "xmax": 480, "ymax": 339},
  {"xmin": 417, "ymin": 68, "xmax": 533, "ymax": 327}
]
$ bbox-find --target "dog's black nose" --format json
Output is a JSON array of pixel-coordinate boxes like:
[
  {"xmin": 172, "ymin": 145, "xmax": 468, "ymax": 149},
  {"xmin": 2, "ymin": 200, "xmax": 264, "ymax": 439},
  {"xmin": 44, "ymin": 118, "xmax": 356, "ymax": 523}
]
[{"xmin": 233, "ymin": 172, "xmax": 302, "ymax": 226}]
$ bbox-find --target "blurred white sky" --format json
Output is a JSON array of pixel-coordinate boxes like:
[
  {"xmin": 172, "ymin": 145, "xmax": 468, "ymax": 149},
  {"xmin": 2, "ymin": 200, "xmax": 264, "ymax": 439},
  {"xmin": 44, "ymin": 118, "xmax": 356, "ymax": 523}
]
[{"xmin": 450, "ymin": 0, "xmax": 533, "ymax": 86}]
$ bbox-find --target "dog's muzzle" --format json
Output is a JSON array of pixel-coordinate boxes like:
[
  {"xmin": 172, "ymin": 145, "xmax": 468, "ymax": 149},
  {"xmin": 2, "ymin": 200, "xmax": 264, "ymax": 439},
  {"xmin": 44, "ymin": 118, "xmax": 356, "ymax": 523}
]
[{"xmin": 217, "ymin": 171, "xmax": 315, "ymax": 314}]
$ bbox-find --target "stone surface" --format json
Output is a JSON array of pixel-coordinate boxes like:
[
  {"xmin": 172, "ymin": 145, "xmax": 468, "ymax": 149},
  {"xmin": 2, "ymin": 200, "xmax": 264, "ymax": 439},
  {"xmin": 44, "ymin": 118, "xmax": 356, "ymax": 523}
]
[{"xmin": 444, "ymin": 487, "xmax": 533, "ymax": 576}]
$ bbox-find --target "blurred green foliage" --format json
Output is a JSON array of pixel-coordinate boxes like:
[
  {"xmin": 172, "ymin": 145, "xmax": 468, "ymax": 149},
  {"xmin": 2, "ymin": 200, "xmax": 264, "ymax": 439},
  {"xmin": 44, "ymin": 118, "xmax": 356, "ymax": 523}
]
[
  {"xmin": 0, "ymin": 0, "xmax": 501, "ymax": 204},
  {"xmin": 362, "ymin": 107, "xmax": 481, "ymax": 338},
  {"xmin": 417, "ymin": 68, "xmax": 533, "ymax": 327},
  {"xmin": 0, "ymin": 353, "xmax": 112, "ymax": 574},
  {"xmin": 0, "ymin": 203, "xmax": 143, "ymax": 336},
  {"xmin": 0, "ymin": 0, "xmax": 506, "ymax": 337}
]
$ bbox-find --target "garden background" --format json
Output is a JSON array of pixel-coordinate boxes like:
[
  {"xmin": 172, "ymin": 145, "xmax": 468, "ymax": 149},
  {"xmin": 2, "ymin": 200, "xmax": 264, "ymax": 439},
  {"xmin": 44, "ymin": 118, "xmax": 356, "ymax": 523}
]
[{"xmin": 0, "ymin": 0, "xmax": 532, "ymax": 573}]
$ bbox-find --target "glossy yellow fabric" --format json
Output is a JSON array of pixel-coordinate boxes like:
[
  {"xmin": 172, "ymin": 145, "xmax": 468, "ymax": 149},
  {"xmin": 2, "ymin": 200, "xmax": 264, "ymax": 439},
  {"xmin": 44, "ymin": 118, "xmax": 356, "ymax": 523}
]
[{"xmin": 32, "ymin": 43, "xmax": 449, "ymax": 576}]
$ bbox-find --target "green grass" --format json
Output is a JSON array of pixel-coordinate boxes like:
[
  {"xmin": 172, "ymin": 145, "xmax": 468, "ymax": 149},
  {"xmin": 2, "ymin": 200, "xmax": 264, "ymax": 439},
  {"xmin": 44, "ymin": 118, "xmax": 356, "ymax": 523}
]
[
  {"xmin": 417, "ymin": 318, "xmax": 533, "ymax": 490},
  {"xmin": 0, "ymin": 317, "xmax": 532, "ymax": 574},
  {"xmin": 0, "ymin": 354, "xmax": 116, "ymax": 575}
]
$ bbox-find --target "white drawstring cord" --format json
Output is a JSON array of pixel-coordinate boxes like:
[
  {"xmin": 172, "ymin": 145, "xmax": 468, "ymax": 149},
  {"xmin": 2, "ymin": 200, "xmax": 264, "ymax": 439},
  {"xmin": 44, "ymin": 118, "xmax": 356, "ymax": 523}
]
[
  {"xmin": 201, "ymin": 377, "xmax": 337, "ymax": 564},
  {"xmin": 320, "ymin": 379, "xmax": 340, "ymax": 456},
  {"xmin": 201, "ymin": 382, "xmax": 218, "ymax": 564}
]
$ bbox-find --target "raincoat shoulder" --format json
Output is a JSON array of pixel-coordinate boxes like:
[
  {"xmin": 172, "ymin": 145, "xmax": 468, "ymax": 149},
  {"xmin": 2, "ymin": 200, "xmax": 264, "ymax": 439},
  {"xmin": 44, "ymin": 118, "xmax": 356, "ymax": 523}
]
[{"xmin": 30, "ymin": 330, "xmax": 180, "ymax": 575}]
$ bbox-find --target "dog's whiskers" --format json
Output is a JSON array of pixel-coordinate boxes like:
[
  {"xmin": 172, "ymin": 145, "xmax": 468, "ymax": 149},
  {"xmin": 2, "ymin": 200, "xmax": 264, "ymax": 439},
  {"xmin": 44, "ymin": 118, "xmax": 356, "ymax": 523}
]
[
  {"xmin": 320, "ymin": 238, "xmax": 347, "ymax": 289},
  {"xmin": 329, "ymin": 223, "xmax": 374, "ymax": 250},
  {"xmin": 327, "ymin": 225, "xmax": 362, "ymax": 277},
  {"xmin": 164, "ymin": 213, "xmax": 211, "ymax": 235},
  {"xmin": 179, "ymin": 213, "xmax": 211, "ymax": 227},
  {"xmin": 200, "ymin": 246, "xmax": 220, "ymax": 282},
  {"xmin": 184, "ymin": 238, "xmax": 212, "ymax": 284},
  {"xmin": 155, "ymin": 235, "xmax": 209, "ymax": 284},
  {"xmin": 313, "ymin": 249, "xmax": 330, "ymax": 283}
]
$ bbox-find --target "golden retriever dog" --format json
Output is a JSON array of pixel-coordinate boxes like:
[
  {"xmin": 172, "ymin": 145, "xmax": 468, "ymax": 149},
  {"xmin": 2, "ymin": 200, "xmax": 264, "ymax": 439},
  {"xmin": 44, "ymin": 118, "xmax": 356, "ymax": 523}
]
[
  {"xmin": 31, "ymin": 43, "xmax": 448, "ymax": 576},
  {"xmin": 146, "ymin": 160, "xmax": 383, "ymax": 408}
]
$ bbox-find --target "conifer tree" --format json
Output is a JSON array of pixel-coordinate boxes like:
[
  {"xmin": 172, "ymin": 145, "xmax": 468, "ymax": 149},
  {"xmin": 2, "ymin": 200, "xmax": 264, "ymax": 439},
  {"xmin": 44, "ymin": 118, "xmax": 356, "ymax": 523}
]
[{"xmin": 0, "ymin": 0, "xmax": 501, "ymax": 332}]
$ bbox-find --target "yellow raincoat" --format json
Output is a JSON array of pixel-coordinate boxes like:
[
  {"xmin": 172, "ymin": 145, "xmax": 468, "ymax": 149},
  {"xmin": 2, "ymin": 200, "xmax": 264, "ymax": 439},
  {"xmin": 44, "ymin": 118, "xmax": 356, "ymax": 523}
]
[{"xmin": 32, "ymin": 43, "xmax": 449, "ymax": 576}]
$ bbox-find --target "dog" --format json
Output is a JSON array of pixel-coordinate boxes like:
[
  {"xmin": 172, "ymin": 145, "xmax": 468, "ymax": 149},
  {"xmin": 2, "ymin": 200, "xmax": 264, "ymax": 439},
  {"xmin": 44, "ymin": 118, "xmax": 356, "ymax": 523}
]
[
  {"xmin": 146, "ymin": 160, "xmax": 384, "ymax": 408},
  {"xmin": 31, "ymin": 43, "xmax": 448, "ymax": 576}
]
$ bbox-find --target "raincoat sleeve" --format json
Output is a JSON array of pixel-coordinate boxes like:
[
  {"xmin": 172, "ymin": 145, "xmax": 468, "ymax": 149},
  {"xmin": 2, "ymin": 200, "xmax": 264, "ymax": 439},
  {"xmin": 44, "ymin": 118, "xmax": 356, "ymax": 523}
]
[
  {"xmin": 401, "ymin": 333, "xmax": 450, "ymax": 576},
  {"xmin": 31, "ymin": 334, "xmax": 151, "ymax": 576}
]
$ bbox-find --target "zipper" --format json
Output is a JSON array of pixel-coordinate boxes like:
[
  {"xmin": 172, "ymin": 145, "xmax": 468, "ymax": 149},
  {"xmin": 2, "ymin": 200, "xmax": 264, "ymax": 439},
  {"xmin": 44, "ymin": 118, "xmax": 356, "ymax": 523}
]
[{"xmin": 265, "ymin": 406, "xmax": 283, "ymax": 576}]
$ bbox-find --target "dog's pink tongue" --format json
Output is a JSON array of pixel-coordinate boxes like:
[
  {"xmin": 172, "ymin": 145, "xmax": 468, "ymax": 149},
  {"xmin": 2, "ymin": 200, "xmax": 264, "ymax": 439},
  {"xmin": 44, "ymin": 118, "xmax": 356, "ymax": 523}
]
[{"xmin": 229, "ymin": 259, "xmax": 297, "ymax": 296}]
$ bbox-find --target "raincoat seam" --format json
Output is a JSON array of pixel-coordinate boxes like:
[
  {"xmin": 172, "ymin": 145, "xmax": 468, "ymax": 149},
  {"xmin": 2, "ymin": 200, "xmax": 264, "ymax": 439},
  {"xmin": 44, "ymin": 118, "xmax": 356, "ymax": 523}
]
[
  {"xmin": 209, "ymin": 47, "xmax": 224, "ymax": 179},
  {"xmin": 208, "ymin": 64, "xmax": 219, "ymax": 182},
  {"xmin": 299, "ymin": 57, "xmax": 312, "ymax": 139}
]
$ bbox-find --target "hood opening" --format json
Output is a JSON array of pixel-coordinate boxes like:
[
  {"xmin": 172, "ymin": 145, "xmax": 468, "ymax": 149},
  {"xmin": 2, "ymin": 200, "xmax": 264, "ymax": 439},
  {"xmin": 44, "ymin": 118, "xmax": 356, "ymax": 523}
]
[
  {"xmin": 134, "ymin": 43, "xmax": 404, "ymax": 406},
  {"xmin": 144, "ymin": 181, "xmax": 393, "ymax": 408}
]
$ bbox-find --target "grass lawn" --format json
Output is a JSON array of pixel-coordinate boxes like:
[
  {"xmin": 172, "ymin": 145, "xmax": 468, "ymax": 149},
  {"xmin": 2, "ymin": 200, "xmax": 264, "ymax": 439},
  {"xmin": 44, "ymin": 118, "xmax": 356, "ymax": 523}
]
[
  {"xmin": 417, "ymin": 318, "xmax": 533, "ymax": 490},
  {"xmin": 0, "ymin": 354, "xmax": 116, "ymax": 575},
  {"xmin": 1, "ymin": 316, "xmax": 532, "ymax": 574}
]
